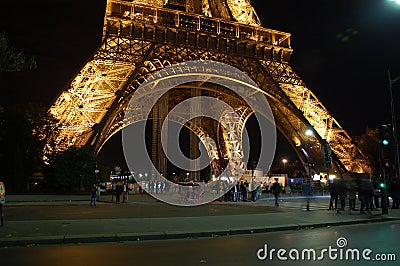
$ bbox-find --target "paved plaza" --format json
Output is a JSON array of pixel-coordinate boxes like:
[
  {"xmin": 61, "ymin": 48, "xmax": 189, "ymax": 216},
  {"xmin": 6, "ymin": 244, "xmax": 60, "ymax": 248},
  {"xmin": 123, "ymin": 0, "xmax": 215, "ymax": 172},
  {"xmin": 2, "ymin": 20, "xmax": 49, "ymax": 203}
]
[{"xmin": 0, "ymin": 194, "xmax": 399, "ymax": 247}]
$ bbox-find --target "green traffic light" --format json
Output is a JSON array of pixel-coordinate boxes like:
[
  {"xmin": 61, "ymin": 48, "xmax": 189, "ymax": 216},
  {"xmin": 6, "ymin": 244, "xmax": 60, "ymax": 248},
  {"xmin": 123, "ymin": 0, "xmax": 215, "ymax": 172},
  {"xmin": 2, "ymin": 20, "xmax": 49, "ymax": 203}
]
[
  {"xmin": 382, "ymin": 139, "xmax": 390, "ymax": 146},
  {"xmin": 379, "ymin": 182, "xmax": 386, "ymax": 189}
]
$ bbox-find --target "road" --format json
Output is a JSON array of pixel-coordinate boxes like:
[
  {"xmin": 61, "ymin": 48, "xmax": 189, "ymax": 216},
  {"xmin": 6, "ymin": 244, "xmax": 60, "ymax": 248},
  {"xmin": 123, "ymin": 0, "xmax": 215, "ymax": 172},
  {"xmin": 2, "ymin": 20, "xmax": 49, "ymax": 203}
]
[{"xmin": 1, "ymin": 221, "xmax": 398, "ymax": 266}]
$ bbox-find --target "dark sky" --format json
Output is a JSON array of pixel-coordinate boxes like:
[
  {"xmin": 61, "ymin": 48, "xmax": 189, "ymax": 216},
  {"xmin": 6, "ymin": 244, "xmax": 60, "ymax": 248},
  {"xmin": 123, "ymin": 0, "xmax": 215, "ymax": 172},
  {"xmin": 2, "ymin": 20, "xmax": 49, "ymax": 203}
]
[{"xmin": 1, "ymin": 0, "xmax": 400, "ymax": 138}]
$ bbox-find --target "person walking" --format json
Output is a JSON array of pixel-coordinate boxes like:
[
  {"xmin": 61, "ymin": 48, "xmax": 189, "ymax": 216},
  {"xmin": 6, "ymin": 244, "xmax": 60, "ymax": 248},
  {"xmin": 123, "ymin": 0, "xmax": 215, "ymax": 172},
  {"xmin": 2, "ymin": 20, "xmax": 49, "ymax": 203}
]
[
  {"xmin": 241, "ymin": 181, "xmax": 247, "ymax": 202},
  {"xmin": 237, "ymin": 182, "xmax": 242, "ymax": 201},
  {"xmin": 115, "ymin": 184, "xmax": 121, "ymax": 204},
  {"xmin": 251, "ymin": 188, "xmax": 258, "ymax": 202},
  {"xmin": 232, "ymin": 184, "xmax": 238, "ymax": 202},
  {"xmin": 302, "ymin": 179, "xmax": 313, "ymax": 211},
  {"xmin": 346, "ymin": 177, "xmax": 357, "ymax": 213},
  {"xmin": 337, "ymin": 179, "xmax": 347, "ymax": 213},
  {"xmin": 257, "ymin": 185, "xmax": 262, "ymax": 200},
  {"xmin": 358, "ymin": 178, "xmax": 373, "ymax": 214},
  {"xmin": 271, "ymin": 179, "xmax": 282, "ymax": 207},
  {"xmin": 244, "ymin": 180, "xmax": 249, "ymax": 201},
  {"xmin": 328, "ymin": 181, "xmax": 339, "ymax": 211},
  {"xmin": 90, "ymin": 185, "xmax": 97, "ymax": 206}
]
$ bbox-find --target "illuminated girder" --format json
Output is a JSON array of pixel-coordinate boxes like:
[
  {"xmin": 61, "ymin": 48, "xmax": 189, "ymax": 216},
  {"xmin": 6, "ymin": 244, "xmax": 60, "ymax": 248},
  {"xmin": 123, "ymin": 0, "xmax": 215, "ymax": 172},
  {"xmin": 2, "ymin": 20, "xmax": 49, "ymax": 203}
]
[
  {"xmin": 48, "ymin": 0, "xmax": 370, "ymax": 175},
  {"xmin": 49, "ymin": 58, "xmax": 135, "ymax": 150},
  {"xmin": 226, "ymin": 0, "xmax": 261, "ymax": 25},
  {"xmin": 119, "ymin": 0, "xmax": 260, "ymax": 25},
  {"xmin": 220, "ymin": 106, "xmax": 252, "ymax": 176},
  {"xmin": 261, "ymin": 60, "xmax": 369, "ymax": 173}
]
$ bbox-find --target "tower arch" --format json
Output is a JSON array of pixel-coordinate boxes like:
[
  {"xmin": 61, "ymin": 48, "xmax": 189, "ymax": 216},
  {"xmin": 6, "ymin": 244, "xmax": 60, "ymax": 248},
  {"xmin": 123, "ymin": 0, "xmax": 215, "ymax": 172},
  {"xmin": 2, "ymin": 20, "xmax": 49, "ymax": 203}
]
[{"xmin": 48, "ymin": 0, "xmax": 370, "ymax": 176}]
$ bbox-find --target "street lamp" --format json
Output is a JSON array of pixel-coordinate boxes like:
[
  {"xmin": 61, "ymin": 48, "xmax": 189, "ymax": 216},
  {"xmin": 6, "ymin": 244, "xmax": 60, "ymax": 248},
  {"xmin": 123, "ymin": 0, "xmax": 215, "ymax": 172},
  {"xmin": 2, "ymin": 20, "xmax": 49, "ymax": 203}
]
[
  {"xmin": 305, "ymin": 129, "xmax": 313, "ymax": 137},
  {"xmin": 282, "ymin": 159, "xmax": 288, "ymax": 174},
  {"xmin": 388, "ymin": 70, "xmax": 400, "ymax": 180}
]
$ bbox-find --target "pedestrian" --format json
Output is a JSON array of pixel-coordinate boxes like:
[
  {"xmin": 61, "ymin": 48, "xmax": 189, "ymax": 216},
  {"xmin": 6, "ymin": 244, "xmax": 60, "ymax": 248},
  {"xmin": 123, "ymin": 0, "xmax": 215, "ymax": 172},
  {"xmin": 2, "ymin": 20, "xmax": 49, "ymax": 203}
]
[
  {"xmin": 337, "ymin": 179, "xmax": 346, "ymax": 213},
  {"xmin": 90, "ymin": 185, "xmax": 97, "ymax": 206},
  {"xmin": 244, "ymin": 180, "xmax": 249, "ymax": 201},
  {"xmin": 302, "ymin": 179, "xmax": 313, "ymax": 211},
  {"xmin": 115, "ymin": 184, "xmax": 121, "ymax": 204},
  {"xmin": 232, "ymin": 185, "xmax": 238, "ymax": 202},
  {"xmin": 251, "ymin": 188, "xmax": 257, "ymax": 202},
  {"xmin": 358, "ymin": 178, "xmax": 373, "ymax": 214},
  {"xmin": 237, "ymin": 182, "xmax": 242, "ymax": 201},
  {"xmin": 328, "ymin": 181, "xmax": 339, "ymax": 211},
  {"xmin": 271, "ymin": 179, "xmax": 282, "ymax": 207},
  {"xmin": 346, "ymin": 177, "xmax": 357, "ymax": 213},
  {"xmin": 122, "ymin": 183, "xmax": 126, "ymax": 203},
  {"xmin": 241, "ymin": 182, "xmax": 247, "ymax": 202},
  {"xmin": 257, "ymin": 185, "xmax": 262, "ymax": 199}
]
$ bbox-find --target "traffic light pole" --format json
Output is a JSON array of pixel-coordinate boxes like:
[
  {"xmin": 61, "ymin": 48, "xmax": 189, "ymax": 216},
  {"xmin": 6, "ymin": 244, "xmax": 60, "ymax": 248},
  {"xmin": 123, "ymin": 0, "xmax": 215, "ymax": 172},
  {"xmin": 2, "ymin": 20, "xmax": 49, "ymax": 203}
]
[
  {"xmin": 388, "ymin": 70, "xmax": 400, "ymax": 180},
  {"xmin": 379, "ymin": 135, "xmax": 389, "ymax": 215}
]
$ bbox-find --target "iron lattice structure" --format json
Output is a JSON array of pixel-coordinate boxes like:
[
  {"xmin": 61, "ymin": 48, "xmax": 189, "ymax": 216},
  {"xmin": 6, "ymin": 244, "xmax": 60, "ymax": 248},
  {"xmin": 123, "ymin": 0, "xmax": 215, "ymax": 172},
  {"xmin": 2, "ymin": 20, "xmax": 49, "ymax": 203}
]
[{"xmin": 49, "ymin": 0, "xmax": 370, "ymax": 174}]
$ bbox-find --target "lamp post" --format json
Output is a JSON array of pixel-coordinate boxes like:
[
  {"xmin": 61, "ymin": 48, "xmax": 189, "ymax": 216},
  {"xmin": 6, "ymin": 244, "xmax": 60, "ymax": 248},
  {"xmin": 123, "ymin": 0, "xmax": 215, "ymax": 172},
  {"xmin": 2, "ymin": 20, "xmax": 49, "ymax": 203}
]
[
  {"xmin": 305, "ymin": 129, "xmax": 313, "ymax": 179},
  {"xmin": 282, "ymin": 159, "xmax": 288, "ymax": 174},
  {"xmin": 388, "ymin": 70, "xmax": 400, "ymax": 180}
]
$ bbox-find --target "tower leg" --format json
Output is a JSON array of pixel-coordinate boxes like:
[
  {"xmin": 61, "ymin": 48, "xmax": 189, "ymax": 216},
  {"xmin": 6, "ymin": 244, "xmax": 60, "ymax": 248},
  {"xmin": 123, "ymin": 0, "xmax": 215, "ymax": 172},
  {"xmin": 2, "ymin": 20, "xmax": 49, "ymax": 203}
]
[
  {"xmin": 152, "ymin": 93, "xmax": 169, "ymax": 180},
  {"xmin": 190, "ymin": 88, "xmax": 201, "ymax": 181}
]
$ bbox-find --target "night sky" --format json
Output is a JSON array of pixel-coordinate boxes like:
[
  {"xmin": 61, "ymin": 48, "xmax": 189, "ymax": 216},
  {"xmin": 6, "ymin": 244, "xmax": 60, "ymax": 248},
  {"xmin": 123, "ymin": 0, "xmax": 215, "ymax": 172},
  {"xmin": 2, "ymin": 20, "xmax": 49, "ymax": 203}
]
[{"xmin": 1, "ymin": 0, "xmax": 400, "ymax": 166}]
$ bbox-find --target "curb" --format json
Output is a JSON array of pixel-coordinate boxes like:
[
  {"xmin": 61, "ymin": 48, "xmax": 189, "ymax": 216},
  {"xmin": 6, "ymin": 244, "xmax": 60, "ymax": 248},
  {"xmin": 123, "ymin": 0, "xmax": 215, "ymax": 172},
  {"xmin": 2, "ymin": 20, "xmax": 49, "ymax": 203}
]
[{"xmin": 1, "ymin": 217, "xmax": 398, "ymax": 248}]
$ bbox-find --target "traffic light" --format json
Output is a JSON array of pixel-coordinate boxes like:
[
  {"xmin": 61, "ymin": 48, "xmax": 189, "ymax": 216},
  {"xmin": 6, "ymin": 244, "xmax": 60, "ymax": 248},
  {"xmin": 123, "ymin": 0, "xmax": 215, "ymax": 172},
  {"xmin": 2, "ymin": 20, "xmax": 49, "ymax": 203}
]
[
  {"xmin": 378, "ymin": 125, "xmax": 391, "ymax": 146},
  {"xmin": 379, "ymin": 180, "xmax": 386, "ymax": 189},
  {"xmin": 384, "ymin": 159, "xmax": 391, "ymax": 168}
]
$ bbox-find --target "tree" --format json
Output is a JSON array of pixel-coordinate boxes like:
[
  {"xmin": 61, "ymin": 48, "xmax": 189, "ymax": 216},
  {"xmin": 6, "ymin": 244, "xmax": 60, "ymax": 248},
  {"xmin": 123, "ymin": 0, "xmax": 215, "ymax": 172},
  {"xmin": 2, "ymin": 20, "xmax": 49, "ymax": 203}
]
[
  {"xmin": 0, "ymin": 104, "xmax": 59, "ymax": 191},
  {"xmin": 48, "ymin": 146, "xmax": 98, "ymax": 191},
  {"xmin": 0, "ymin": 32, "xmax": 36, "ymax": 72}
]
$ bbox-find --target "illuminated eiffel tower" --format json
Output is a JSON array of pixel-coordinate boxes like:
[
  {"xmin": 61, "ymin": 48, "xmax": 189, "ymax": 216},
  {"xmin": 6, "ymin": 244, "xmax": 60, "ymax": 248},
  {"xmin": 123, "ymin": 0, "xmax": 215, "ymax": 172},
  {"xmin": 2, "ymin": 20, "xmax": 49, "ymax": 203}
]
[{"xmin": 49, "ymin": 0, "xmax": 370, "ymax": 177}]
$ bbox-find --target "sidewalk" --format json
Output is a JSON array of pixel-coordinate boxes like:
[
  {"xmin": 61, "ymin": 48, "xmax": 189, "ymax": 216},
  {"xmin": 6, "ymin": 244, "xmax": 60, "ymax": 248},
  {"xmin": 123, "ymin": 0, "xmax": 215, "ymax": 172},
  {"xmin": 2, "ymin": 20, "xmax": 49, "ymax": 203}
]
[{"xmin": 1, "ymin": 194, "xmax": 399, "ymax": 247}]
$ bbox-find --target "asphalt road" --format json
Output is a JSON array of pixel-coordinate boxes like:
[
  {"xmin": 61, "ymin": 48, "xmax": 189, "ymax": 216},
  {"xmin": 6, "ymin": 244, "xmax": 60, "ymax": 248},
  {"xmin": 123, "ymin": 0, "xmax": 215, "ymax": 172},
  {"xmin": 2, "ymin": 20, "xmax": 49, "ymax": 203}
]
[{"xmin": 1, "ymin": 221, "xmax": 398, "ymax": 266}]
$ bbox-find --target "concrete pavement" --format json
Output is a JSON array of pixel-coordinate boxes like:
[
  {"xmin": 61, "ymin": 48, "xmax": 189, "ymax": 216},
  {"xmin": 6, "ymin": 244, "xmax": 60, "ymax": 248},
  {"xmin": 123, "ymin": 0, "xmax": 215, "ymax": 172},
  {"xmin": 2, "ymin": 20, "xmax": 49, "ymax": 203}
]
[{"xmin": 1, "ymin": 194, "xmax": 399, "ymax": 247}]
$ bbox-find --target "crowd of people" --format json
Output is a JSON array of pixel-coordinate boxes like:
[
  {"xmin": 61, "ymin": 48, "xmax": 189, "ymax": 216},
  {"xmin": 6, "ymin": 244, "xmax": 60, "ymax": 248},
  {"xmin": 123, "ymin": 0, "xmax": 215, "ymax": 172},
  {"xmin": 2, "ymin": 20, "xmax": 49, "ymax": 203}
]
[
  {"xmin": 90, "ymin": 182, "xmax": 132, "ymax": 205},
  {"xmin": 218, "ymin": 179, "xmax": 283, "ymax": 203},
  {"xmin": 219, "ymin": 180, "xmax": 260, "ymax": 202},
  {"xmin": 327, "ymin": 177, "xmax": 400, "ymax": 214},
  {"xmin": 90, "ymin": 176, "xmax": 400, "ymax": 211}
]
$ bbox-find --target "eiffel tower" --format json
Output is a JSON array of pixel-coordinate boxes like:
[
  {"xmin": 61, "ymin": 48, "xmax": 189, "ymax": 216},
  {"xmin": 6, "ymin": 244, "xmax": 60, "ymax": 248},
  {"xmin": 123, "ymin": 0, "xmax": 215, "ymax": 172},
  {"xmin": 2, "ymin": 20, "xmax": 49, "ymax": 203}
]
[{"xmin": 49, "ymin": 0, "xmax": 370, "ymax": 178}]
